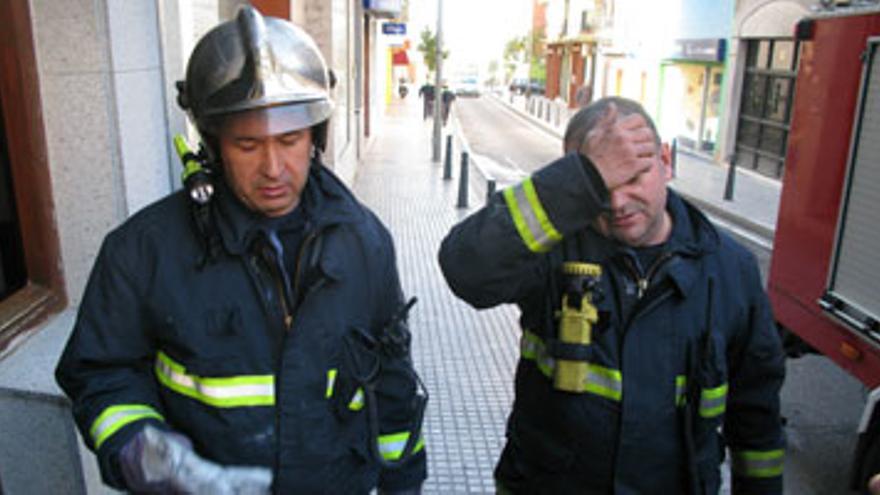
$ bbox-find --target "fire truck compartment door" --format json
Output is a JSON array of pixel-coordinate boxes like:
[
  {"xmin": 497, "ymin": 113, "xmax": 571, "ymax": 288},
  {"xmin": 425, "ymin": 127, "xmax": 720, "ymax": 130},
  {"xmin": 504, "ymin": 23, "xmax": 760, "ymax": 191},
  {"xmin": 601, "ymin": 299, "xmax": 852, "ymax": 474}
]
[{"xmin": 825, "ymin": 38, "xmax": 880, "ymax": 335}]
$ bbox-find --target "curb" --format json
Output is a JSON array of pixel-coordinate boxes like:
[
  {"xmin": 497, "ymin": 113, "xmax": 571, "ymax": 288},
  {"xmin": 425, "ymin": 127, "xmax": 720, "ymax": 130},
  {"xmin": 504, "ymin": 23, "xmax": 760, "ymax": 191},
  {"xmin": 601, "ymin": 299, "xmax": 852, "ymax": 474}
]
[
  {"xmin": 671, "ymin": 188, "xmax": 775, "ymax": 245},
  {"xmin": 488, "ymin": 93, "xmax": 564, "ymax": 141}
]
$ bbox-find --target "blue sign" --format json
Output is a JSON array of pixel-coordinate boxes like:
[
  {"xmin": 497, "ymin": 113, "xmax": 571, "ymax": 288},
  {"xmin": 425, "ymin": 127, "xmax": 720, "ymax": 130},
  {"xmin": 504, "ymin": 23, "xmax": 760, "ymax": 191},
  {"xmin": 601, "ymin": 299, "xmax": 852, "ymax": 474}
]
[{"xmin": 382, "ymin": 22, "xmax": 406, "ymax": 35}]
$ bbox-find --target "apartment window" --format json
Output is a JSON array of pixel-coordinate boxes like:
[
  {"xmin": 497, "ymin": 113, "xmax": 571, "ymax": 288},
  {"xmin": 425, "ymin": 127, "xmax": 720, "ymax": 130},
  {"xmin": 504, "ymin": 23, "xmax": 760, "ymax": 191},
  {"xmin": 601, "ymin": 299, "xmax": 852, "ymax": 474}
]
[
  {"xmin": 0, "ymin": 0, "xmax": 65, "ymax": 356},
  {"xmin": 734, "ymin": 38, "xmax": 799, "ymax": 179}
]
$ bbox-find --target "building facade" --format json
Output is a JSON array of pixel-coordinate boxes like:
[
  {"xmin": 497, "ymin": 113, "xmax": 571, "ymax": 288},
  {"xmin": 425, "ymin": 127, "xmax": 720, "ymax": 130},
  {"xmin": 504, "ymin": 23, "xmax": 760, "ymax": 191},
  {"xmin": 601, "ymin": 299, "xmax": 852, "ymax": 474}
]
[
  {"xmin": 656, "ymin": 0, "xmax": 734, "ymax": 157},
  {"xmin": 720, "ymin": 0, "xmax": 812, "ymax": 178}
]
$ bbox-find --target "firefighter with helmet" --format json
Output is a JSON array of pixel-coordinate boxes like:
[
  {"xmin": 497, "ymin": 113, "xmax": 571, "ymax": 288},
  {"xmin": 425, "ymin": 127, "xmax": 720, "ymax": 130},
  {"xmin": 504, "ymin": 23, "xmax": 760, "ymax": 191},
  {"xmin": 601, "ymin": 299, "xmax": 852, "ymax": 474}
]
[{"xmin": 55, "ymin": 6, "xmax": 427, "ymax": 494}]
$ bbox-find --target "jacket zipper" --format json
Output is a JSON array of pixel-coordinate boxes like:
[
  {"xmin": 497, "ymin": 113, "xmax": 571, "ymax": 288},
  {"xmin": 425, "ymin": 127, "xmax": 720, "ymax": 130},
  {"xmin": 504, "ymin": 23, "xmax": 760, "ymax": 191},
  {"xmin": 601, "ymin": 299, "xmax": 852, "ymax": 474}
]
[
  {"xmin": 612, "ymin": 254, "xmax": 676, "ymax": 491},
  {"xmin": 272, "ymin": 229, "xmax": 321, "ymax": 487},
  {"xmin": 623, "ymin": 252, "xmax": 674, "ymax": 300}
]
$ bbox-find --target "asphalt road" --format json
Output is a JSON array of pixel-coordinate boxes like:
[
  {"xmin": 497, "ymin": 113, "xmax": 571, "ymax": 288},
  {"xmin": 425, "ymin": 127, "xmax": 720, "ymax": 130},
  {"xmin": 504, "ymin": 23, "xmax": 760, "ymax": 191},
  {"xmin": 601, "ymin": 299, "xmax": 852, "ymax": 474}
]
[{"xmin": 453, "ymin": 94, "xmax": 869, "ymax": 494}]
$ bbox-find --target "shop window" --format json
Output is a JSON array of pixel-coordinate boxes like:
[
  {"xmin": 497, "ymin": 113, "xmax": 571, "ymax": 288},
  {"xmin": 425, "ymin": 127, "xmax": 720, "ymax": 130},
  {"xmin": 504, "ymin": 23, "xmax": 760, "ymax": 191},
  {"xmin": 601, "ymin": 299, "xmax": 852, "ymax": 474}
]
[
  {"xmin": 734, "ymin": 38, "xmax": 799, "ymax": 179},
  {"xmin": 741, "ymin": 73, "xmax": 767, "ymax": 117},
  {"xmin": 0, "ymin": 0, "xmax": 65, "ymax": 356},
  {"xmin": 771, "ymin": 41, "xmax": 796, "ymax": 71}
]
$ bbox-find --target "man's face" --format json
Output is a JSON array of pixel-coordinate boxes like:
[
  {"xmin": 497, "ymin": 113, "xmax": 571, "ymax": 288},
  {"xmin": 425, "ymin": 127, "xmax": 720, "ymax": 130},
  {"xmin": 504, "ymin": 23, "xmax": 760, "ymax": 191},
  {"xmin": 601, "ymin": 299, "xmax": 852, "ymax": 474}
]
[
  {"xmin": 594, "ymin": 143, "xmax": 673, "ymax": 247},
  {"xmin": 218, "ymin": 111, "xmax": 313, "ymax": 218}
]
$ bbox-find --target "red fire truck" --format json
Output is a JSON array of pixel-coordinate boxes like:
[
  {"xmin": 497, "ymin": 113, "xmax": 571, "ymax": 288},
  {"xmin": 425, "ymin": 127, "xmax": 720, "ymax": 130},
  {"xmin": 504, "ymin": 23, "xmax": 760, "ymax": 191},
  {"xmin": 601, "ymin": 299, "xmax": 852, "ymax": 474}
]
[{"xmin": 769, "ymin": 5, "xmax": 880, "ymax": 488}]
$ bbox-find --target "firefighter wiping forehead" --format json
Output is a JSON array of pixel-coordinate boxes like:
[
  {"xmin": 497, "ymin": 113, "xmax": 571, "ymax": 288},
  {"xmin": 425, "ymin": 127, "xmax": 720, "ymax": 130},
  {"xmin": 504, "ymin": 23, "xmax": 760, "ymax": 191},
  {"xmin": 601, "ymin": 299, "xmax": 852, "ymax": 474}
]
[{"xmin": 564, "ymin": 98, "xmax": 673, "ymax": 248}]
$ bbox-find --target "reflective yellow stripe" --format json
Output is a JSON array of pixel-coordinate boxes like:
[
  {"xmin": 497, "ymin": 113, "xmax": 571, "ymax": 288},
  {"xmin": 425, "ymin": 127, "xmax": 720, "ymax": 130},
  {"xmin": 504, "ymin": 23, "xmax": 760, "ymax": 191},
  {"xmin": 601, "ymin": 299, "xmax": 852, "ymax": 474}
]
[
  {"xmin": 732, "ymin": 449, "xmax": 784, "ymax": 478},
  {"xmin": 699, "ymin": 383, "xmax": 728, "ymax": 418},
  {"xmin": 155, "ymin": 351, "xmax": 274, "ymax": 407},
  {"xmin": 378, "ymin": 431, "xmax": 425, "ymax": 461},
  {"xmin": 675, "ymin": 375, "xmax": 687, "ymax": 407},
  {"xmin": 674, "ymin": 377, "xmax": 727, "ymax": 417},
  {"xmin": 326, "ymin": 368, "xmax": 364, "ymax": 411},
  {"xmin": 89, "ymin": 404, "xmax": 163, "ymax": 449},
  {"xmin": 348, "ymin": 388, "xmax": 365, "ymax": 411},
  {"xmin": 326, "ymin": 369, "xmax": 338, "ymax": 399},
  {"xmin": 503, "ymin": 178, "xmax": 562, "ymax": 253},
  {"xmin": 520, "ymin": 330, "xmax": 622, "ymax": 401}
]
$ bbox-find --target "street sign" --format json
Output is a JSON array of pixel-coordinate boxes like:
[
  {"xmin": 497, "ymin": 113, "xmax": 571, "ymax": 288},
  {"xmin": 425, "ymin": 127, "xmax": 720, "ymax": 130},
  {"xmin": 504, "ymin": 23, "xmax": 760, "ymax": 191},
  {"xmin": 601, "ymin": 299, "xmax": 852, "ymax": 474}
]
[
  {"xmin": 364, "ymin": 0, "xmax": 402, "ymax": 18},
  {"xmin": 382, "ymin": 22, "xmax": 406, "ymax": 35}
]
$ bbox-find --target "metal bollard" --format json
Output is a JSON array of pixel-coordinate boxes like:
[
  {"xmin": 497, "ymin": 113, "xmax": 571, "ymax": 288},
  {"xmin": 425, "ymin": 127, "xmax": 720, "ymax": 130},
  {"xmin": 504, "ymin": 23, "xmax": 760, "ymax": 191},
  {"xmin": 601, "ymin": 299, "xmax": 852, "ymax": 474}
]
[
  {"xmin": 457, "ymin": 152, "xmax": 469, "ymax": 208},
  {"xmin": 723, "ymin": 152, "xmax": 738, "ymax": 201},
  {"xmin": 670, "ymin": 138, "xmax": 678, "ymax": 178},
  {"xmin": 486, "ymin": 179, "xmax": 496, "ymax": 204},
  {"xmin": 443, "ymin": 135, "xmax": 453, "ymax": 180}
]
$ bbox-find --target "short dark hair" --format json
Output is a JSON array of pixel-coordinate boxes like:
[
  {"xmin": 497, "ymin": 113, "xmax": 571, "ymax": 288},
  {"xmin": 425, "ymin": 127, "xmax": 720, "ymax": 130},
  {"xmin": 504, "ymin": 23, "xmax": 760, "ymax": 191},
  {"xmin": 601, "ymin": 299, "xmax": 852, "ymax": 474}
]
[{"xmin": 563, "ymin": 96, "xmax": 661, "ymax": 154}]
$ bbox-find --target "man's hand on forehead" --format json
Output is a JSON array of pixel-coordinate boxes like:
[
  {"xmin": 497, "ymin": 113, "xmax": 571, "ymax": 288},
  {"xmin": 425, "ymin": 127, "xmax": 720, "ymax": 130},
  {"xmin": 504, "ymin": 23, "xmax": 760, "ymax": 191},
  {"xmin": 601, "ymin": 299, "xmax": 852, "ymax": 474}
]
[{"xmin": 580, "ymin": 103, "xmax": 657, "ymax": 190}]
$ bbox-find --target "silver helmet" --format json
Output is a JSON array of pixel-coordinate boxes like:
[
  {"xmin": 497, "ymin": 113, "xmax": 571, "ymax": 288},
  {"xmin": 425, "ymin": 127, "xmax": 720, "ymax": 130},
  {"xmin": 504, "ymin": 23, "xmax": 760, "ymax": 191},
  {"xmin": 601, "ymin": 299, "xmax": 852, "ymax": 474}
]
[{"xmin": 177, "ymin": 6, "xmax": 333, "ymax": 147}]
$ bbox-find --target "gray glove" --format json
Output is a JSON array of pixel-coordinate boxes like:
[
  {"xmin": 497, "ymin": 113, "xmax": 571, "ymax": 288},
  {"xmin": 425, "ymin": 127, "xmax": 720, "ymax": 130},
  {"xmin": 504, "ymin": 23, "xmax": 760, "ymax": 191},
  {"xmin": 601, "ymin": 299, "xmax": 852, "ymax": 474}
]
[{"xmin": 119, "ymin": 424, "xmax": 272, "ymax": 494}]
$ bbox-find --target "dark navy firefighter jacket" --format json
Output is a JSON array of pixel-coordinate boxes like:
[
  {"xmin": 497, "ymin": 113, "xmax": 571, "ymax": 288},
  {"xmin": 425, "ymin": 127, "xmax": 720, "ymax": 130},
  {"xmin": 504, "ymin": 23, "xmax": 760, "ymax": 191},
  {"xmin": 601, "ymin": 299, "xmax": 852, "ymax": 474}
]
[
  {"xmin": 438, "ymin": 153, "xmax": 785, "ymax": 494},
  {"xmin": 56, "ymin": 164, "xmax": 427, "ymax": 493}
]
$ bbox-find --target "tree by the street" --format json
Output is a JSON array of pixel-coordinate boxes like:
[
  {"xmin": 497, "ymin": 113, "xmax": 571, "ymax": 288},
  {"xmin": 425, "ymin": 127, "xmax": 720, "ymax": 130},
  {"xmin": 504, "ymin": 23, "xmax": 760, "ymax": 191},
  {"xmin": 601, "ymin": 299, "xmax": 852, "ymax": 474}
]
[
  {"xmin": 487, "ymin": 59, "xmax": 500, "ymax": 88},
  {"xmin": 503, "ymin": 29, "xmax": 545, "ymax": 84},
  {"xmin": 416, "ymin": 27, "xmax": 449, "ymax": 79}
]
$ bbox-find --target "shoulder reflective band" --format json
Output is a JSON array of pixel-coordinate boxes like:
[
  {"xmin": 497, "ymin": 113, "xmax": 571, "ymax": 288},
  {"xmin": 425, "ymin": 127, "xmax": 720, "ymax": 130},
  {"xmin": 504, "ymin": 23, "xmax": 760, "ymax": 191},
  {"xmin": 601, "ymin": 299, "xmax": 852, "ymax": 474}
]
[
  {"xmin": 731, "ymin": 449, "xmax": 784, "ymax": 478},
  {"xmin": 325, "ymin": 368, "xmax": 365, "ymax": 411},
  {"xmin": 90, "ymin": 404, "xmax": 163, "ymax": 449},
  {"xmin": 378, "ymin": 431, "xmax": 425, "ymax": 461},
  {"xmin": 520, "ymin": 330, "xmax": 622, "ymax": 401},
  {"xmin": 673, "ymin": 377, "xmax": 728, "ymax": 417},
  {"xmin": 503, "ymin": 178, "xmax": 563, "ymax": 253},
  {"xmin": 155, "ymin": 351, "xmax": 274, "ymax": 407}
]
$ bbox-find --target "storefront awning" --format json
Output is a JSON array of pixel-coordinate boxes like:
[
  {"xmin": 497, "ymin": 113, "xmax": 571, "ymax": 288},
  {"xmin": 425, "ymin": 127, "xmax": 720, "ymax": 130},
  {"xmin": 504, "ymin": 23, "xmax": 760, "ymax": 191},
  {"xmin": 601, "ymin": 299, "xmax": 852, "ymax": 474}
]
[{"xmin": 392, "ymin": 49, "xmax": 409, "ymax": 66}]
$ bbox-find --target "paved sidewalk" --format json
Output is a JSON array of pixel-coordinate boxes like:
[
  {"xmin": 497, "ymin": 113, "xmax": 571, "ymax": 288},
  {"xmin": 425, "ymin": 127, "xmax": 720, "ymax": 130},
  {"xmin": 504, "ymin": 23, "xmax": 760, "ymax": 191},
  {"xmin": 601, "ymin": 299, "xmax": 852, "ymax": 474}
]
[
  {"xmin": 501, "ymin": 93, "xmax": 782, "ymax": 243},
  {"xmin": 355, "ymin": 98, "xmax": 519, "ymax": 494}
]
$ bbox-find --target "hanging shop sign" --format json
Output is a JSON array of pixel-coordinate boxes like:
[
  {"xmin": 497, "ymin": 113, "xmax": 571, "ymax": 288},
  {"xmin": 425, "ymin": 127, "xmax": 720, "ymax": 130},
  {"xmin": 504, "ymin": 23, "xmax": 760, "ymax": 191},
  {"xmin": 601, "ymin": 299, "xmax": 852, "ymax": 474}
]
[
  {"xmin": 364, "ymin": 0, "xmax": 403, "ymax": 19},
  {"xmin": 382, "ymin": 22, "xmax": 407, "ymax": 35},
  {"xmin": 669, "ymin": 39, "xmax": 727, "ymax": 62}
]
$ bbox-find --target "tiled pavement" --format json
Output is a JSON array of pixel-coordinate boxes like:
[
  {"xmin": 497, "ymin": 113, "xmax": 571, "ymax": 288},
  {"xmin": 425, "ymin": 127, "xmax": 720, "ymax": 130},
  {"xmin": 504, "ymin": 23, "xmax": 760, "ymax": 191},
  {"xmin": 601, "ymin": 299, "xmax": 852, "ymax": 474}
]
[{"xmin": 354, "ymin": 99, "xmax": 519, "ymax": 494}]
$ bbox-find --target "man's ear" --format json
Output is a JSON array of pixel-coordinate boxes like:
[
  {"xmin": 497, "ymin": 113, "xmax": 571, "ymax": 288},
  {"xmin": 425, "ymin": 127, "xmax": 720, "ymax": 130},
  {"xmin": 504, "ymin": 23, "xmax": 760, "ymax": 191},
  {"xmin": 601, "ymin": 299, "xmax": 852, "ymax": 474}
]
[{"xmin": 659, "ymin": 142, "xmax": 673, "ymax": 180}]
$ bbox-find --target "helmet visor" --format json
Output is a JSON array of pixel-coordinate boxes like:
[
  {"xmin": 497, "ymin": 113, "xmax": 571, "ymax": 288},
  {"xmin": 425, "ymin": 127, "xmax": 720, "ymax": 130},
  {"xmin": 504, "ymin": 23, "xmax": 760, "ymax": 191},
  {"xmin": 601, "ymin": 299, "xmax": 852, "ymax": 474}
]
[{"xmin": 204, "ymin": 99, "xmax": 333, "ymax": 138}]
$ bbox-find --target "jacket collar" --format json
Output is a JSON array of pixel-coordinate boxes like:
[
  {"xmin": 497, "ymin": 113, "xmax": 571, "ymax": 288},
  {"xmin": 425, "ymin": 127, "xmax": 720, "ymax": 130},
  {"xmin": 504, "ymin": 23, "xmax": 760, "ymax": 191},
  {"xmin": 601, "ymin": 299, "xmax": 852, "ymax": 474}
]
[
  {"xmin": 661, "ymin": 189, "xmax": 720, "ymax": 298},
  {"xmin": 213, "ymin": 162, "xmax": 363, "ymax": 256}
]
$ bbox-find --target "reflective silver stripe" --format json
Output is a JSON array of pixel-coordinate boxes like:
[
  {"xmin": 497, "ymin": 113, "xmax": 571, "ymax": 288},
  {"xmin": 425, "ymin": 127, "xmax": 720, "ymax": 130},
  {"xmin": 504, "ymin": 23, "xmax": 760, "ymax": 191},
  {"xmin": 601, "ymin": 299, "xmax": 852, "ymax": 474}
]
[
  {"xmin": 155, "ymin": 351, "xmax": 274, "ymax": 407},
  {"xmin": 520, "ymin": 330, "xmax": 622, "ymax": 400},
  {"xmin": 503, "ymin": 179, "xmax": 562, "ymax": 253},
  {"xmin": 584, "ymin": 365, "xmax": 622, "ymax": 401},
  {"xmin": 378, "ymin": 431, "xmax": 425, "ymax": 461},
  {"xmin": 326, "ymin": 369, "xmax": 338, "ymax": 398},
  {"xmin": 89, "ymin": 404, "xmax": 163, "ymax": 449},
  {"xmin": 348, "ymin": 388, "xmax": 365, "ymax": 411},
  {"xmin": 732, "ymin": 449, "xmax": 784, "ymax": 478},
  {"xmin": 675, "ymin": 375, "xmax": 687, "ymax": 406},
  {"xmin": 699, "ymin": 384, "xmax": 728, "ymax": 418}
]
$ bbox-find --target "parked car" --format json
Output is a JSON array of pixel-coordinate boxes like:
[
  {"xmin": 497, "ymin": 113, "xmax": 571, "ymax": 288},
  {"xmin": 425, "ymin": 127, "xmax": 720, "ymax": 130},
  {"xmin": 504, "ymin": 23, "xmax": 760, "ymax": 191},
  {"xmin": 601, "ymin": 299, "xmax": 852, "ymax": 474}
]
[
  {"xmin": 509, "ymin": 78, "xmax": 545, "ymax": 96},
  {"xmin": 454, "ymin": 78, "xmax": 481, "ymax": 97}
]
